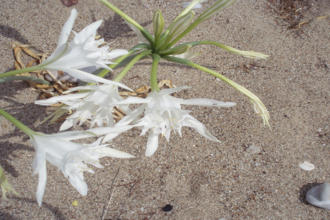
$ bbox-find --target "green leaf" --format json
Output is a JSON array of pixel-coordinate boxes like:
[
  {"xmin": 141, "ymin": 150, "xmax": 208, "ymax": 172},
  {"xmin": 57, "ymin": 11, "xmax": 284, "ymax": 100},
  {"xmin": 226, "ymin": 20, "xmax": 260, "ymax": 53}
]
[{"xmin": 0, "ymin": 76, "xmax": 51, "ymax": 85}]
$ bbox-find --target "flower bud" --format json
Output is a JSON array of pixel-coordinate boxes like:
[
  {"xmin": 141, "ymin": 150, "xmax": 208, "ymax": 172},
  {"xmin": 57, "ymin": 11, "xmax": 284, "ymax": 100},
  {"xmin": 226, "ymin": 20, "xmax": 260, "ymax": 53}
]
[
  {"xmin": 168, "ymin": 11, "xmax": 195, "ymax": 41},
  {"xmin": 153, "ymin": 10, "xmax": 164, "ymax": 40}
]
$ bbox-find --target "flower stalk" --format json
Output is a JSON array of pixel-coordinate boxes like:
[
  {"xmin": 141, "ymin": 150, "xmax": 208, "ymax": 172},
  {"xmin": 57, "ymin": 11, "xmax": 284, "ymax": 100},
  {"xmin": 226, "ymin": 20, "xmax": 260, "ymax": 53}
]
[{"xmin": 151, "ymin": 54, "xmax": 161, "ymax": 92}]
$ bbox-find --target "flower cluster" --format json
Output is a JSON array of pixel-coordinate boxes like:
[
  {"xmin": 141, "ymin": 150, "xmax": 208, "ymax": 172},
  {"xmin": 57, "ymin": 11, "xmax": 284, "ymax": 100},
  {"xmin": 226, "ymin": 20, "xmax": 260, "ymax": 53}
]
[{"xmin": 0, "ymin": 0, "xmax": 271, "ymax": 206}]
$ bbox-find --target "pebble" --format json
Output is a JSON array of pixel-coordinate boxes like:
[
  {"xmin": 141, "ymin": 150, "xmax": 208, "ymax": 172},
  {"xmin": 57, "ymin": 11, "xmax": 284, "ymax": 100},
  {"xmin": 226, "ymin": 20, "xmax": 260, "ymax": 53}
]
[{"xmin": 306, "ymin": 183, "xmax": 330, "ymax": 210}]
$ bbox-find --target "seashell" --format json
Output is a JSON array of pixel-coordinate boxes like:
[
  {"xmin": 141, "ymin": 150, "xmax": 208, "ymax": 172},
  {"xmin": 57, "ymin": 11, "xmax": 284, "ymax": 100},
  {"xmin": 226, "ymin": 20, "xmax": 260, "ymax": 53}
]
[
  {"xmin": 306, "ymin": 183, "xmax": 330, "ymax": 210},
  {"xmin": 299, "ymin": 161, "xmax": 315, "ymax": 171}
]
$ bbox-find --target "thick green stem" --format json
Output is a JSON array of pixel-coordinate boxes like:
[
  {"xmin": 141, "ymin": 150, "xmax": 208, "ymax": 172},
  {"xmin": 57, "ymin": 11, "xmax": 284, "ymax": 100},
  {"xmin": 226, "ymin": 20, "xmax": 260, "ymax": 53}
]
[
  {"xmin": 0, "ymin": 108, "xmax": 35, "ymax": 137},
  {"xmin": 114, "ymin": 50, "xmax": 152, "ymax": 82},
  {"xmin": 150, "ymin": 54, "xmax": 161, "ymax": 92},
  {"xmin": 99, "ymin": 0, "xmax": 154, "ymax": 45}
]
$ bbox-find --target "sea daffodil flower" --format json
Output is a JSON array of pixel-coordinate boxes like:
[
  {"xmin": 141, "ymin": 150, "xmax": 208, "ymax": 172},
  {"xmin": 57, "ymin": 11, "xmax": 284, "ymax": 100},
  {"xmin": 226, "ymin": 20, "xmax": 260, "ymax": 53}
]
[
  {"xmin": 40, "ymin": 9, "xmax": 130, "ymax": 87},
  {"xmin": 35, "ymin": 84, "xmax": 131, "ymax": 131},
  {"xmin": 0, "ymin": 108, "xmax": 134, "ymax": 206},
  {"xmin": 106, "ymin": 87, "xmax": 236, "ymax": 156},
  {"xmin": 30, "ymin": 127, "xmax": 134, "ymax": 206},
  {"xmin": 0, "ymin": 9, "xmax": 131, "ymax": 91}
]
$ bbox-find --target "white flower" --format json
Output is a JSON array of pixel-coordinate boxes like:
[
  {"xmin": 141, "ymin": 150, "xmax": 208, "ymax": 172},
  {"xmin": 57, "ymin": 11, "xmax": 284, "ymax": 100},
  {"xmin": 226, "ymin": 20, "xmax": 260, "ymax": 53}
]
[
  {"xmin": 39, "ymin": 9, "xmax": 131, "ymax": 90},
  {"xmin": 107, "ymin": 86, "xmax": 236, "ymax": 156},
  {"xmin": 35, "ymin": 84, "xmax": 131, "ymax": 131},
  {"xmin": 30, "ymin": 127, "xmax": 134, "ymax": 206}
]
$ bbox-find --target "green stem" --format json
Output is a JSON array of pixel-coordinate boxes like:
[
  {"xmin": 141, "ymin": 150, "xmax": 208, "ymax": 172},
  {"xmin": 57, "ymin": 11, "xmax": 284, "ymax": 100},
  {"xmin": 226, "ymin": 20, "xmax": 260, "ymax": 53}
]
[
  {"xmin": 99, "ymin": 0, "xmax": 154, "ymax": 45},
  {"xmin": 114, "ymin": 50, "xmax": 152, "ymax": 82},
  {"xmin": 150, "ymin": 54, "xmax": 161, "ymax": 92},
  {"xmin": 0, "ymin": 108, "xmax": 35, "ymax": 137},
  {"xmin": 0, "ymin": 66, "xmax": 41, "ymax": 79},
  {"xmin": 1, "ymin": 43, "xmax": 69, "ymax": 79}
]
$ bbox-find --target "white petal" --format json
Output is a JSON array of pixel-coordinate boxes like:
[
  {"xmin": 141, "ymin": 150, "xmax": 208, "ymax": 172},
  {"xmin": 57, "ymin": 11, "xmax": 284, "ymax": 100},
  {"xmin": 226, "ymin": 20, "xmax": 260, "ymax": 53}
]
[
  {"xmin": 36, "ymin": 161, "xmax": 47, "ymax": 206},
  {"xmin": 172, "ymin": 51, "xmax": 201, "ymax": 60},
  {"xmin": 59, "ymin": 119, "xmax": 75, "ymax": 131},
  {"xmin": 57, "ymin": 9, "xmax": 77, "ymax": 47},
  {"xmin": 96, "ymin": 147, "xmax": 135, "ymax": 158},
  {"xmin": 102, "ymin": 105, "xmax": 146, "ymax": 143},
  {"xmin": 145, "ymin": 132, "xmax": 159, "ymax": 157},
  {"xmin": 179, "ymin": 98, "xmax": 236, "ymax": 107},
  {"xmin": 59, "ymin": 68, "xmax": 133, "ymax": 91},
  {"xmin": 158, "ymin": 86, "xmax": 190, "ymax": 96},
  {"xmin": 78, "ymin": 20, "xmax": 102, "ymax": 38},
  {"xmin": 299, "ymin": 161, "xmax": 315, "ymax": 171},
  {"xmin": 106, "ymin": 49, "xmax": 129, "ymax": 59},
  {"xmin": 112, "ymin": 96, "xmax": 149, "ymax": 105},
  {"xmin": 185, "ymin": 118, "xmax": 219, "ymax": 142},
  {"xmin": 35, "ymin": 93, "xmax": 87, "ymax": 105}
]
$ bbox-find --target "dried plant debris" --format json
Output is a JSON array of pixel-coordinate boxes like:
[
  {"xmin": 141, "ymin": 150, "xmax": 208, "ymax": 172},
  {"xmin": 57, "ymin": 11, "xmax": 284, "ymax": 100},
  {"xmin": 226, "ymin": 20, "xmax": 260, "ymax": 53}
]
[
  {"xmin": 11, "ymin": 42, "xmax": 77, "ymax": 99},
  {"xmin": 266, "ymin": 0, "xmax": 313, "ymax": 28},
  {"xmin": 61, "ymin": 0, "xmax": 78, "ymax": 7},
  {"xmin": 119, "ymin": 80, "xmax": 176, "ymax": 99}
]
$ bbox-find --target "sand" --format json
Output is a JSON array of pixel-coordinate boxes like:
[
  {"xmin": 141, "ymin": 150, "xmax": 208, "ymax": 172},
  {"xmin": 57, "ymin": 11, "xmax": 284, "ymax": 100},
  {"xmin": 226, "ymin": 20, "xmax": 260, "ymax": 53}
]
[{"xmin": 1, "ymin": 0, "xmax": 330, "ymax": 219}]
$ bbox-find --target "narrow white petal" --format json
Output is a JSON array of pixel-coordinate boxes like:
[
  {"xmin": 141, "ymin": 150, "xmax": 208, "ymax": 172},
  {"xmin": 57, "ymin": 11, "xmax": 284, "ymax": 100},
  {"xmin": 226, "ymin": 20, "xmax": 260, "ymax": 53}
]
[
  {"xmin": 158, "ymin": 86, "xmax": 190, "ymax": 96},
  {"xmin": 59, "ymin": 120, "xmax": 75, "ymax": 131},
  {"xmin": 172, "ymin": 51, "xmax": 201, "ymax": 60},
  {"xmin": 102, "ymin": 105, "xmax": 146, "ymax": 143},
  {"xmin": 35, "ymin": 93, "xmax": 87, "ymax": 106},
  {"xmin": 106, "ymin": 49, "xmax": 129, "ymax": 59},
  {"xmin": 79, "ymin": 20, "xmax": 102, "ymax": 37},
  {"xmin": 60, "ymin": 68, "xmax": 133, "ymax": 91},
  {"xmin": 145, "ymin": 132, "xmax": 159, "ymax": 157},
  {"xmin": 185, "ymin": 118, "xmax": 219, "ymax": 142},
  {"xmin": 58, "ymin": 9, "xmax": 78, "ymax": 47},
  {"xmin": 36, "ymin": 161, "xmax": 47, "ymax": 206},
  {"xmin": 179, "ymin": 98, "xmax": 236, "ymax": 107},
  {"xmin": 97, "ymin": 147, "xmax": 135, "ymax": 158},
  {"xmin": 112, "ymin": 97, "xmax": 149, "ymax": 105}
]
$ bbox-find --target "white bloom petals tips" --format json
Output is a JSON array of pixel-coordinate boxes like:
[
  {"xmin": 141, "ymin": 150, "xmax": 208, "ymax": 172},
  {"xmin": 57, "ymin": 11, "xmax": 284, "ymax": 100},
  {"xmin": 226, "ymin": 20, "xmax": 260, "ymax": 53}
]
[
  {"xmin": 35, "ymin": 84, "xmax": 131, "ymax": 131},
  {"xmin": 299, "ymin": 161, "xmax": 315, "ymax": 171},
  {"xmin": 111, "ymin": 87, "xmax": 235, "ymax": 156},
  {"xmin": 182, "ymin": 2, "xmax": 202, "ymax": 9},
  {"xmin": 30, "ymin": 128, "xmax": 134, "ymax": 206},
  {"xmin": 39, "ymin": 9, "xmax": 130, "ymax": 90}
]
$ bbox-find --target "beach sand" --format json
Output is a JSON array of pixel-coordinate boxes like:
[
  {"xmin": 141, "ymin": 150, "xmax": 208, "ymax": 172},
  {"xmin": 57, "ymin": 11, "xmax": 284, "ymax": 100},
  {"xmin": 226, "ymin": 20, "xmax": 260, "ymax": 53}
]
[{"xmin": 0, "ymin": 0, "xmax": 330, "ymax": 219}]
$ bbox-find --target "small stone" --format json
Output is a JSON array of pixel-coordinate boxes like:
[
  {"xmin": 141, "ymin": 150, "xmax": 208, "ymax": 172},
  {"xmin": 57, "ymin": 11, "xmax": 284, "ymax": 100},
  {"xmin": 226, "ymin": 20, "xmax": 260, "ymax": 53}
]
[
  {"xmin": 162, "ymin": 204, "xmax": 173, "ymax": 212},
  {"xmin": 61, "ymin": 0, "xmax": 78, "ymax": 7},
  {"xmin": 306, "ymin": 183, "xmax": 330, "ymax": 210}
]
